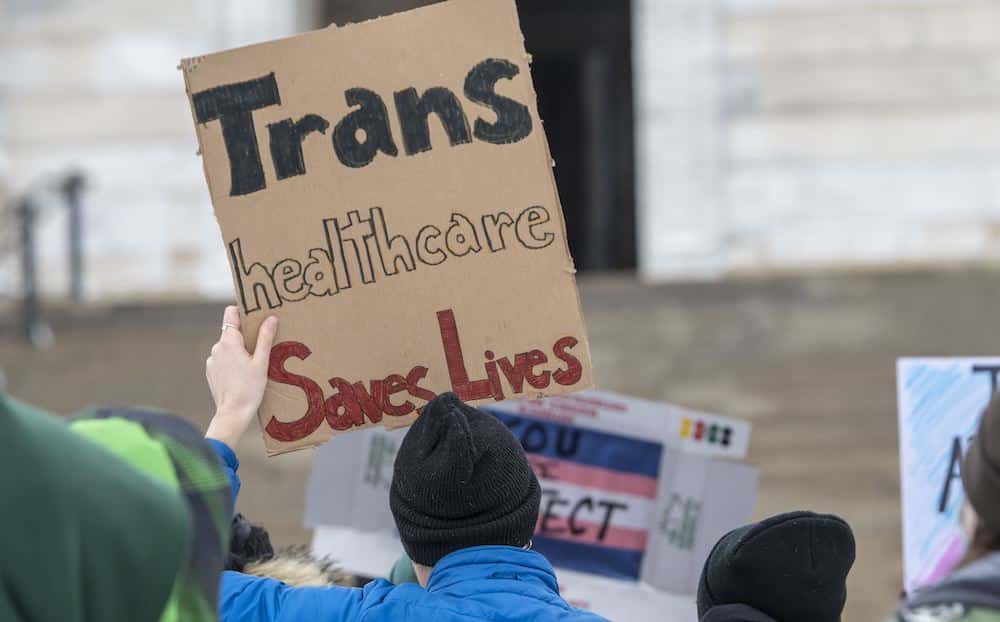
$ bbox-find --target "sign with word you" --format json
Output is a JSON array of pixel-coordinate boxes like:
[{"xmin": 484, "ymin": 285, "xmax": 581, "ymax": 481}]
[
  {"xmin": 500, "ymin": 390, "xmax": 752, "ymax": 459},
  {"xmin": 897, "ymin": 358, "xmax": 1000, "ymax": 591},
  {"xmin": 181, "ymin": 0, "xmax": 592, "ymax": 454},
  {"xmin": 305, "ymin": 392, "xmax": 757, "ymax": 593}
]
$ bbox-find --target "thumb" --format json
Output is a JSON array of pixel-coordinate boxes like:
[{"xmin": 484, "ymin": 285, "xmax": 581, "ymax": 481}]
[{"xmin": 253, "ymin": 316, "xmax": 279, "ymax": 365}]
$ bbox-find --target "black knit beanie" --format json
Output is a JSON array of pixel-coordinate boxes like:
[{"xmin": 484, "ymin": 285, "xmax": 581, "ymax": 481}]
[
  {"xmin": 697, "ymin": 511, "xmax": 856, "ymax": 622},
  {"xmin": 963, "ymin": 393, "xmax": 1000, "ymax": 531},
  {"xmin": 389, "ymin": 393, "xmax": 541, "ymax": 566}
]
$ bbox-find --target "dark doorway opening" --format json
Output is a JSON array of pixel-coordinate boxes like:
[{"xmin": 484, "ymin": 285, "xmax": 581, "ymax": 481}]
[{"xmin": 323, "ymin": 0, "xmax": 636, "ymax": 271}]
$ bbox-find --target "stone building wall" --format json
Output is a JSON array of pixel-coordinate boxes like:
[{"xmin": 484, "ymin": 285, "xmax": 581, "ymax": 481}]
[
  {"xmin": 637, "ymin": 0, "xmax": 1000, "ymax": 279},
  {"xmin": 4, "ymin": 0, "xmax": 1000, "ymax": 300},
  {"xmin": 0, "ymin": 0, "xmax": 318, "ymax": 300}
]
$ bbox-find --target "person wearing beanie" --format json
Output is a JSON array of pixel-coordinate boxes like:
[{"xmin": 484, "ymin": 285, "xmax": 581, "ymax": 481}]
[
  {"xmin": 888, "ymin": 394, "xmax": 1000, "ymax": 622},
  {"xmin": 389, "ymin": 392, "xmax": 541, "ymax": 576},
  {"xmin": 205, "ymin": 306, "xmax": 608, "ymax": 622},
  {"xmin": 697, "ymin": 511, "xmax": 856, "ymax": 622}
]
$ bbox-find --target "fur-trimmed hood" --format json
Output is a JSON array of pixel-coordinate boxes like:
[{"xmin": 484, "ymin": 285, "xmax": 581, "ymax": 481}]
[{"xmin": 242, "ymin": 547, "xmax": 349, "ymax": 587}]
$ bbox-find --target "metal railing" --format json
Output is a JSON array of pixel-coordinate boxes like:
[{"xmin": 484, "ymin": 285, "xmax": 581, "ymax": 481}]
[{"xmin": 4, "ymin": 171, "xmax": 87, "ymax": 347}]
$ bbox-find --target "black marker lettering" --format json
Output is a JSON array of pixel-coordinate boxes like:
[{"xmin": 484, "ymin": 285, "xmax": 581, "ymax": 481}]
[
  {"xmin": 192, "ymin": 73, "xmax": 281, "ymax": 196},
  {"xmin": 395, "ymin": 87, "xmax": 472, "ymax": 155},
  {"xmin": 268, "ymin": 114, "xmax": 330, "ymax": 180},
  {"xmin": 464, "ymin": 58, "xmax": 532, "ymax": 145},
  {"xmin": 333, "ymin": 88, "xmax": 399, "ymax": 168}
]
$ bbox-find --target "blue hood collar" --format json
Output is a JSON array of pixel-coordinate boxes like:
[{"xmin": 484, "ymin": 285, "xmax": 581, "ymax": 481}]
[{"xmin": 427, "ymin": 546, "xmax": 560, "ymax": 594}]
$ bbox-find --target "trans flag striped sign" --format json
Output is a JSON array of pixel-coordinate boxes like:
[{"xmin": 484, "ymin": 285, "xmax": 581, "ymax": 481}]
[
  {"xmin": 305, "ymin": 389, "xmax": 757, "ymax": 593},
  {"xmin": 490, "ymin": 410, "xmax": 661, "ymax": 580}
]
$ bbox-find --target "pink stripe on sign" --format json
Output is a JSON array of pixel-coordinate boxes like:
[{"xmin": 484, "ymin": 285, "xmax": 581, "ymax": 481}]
[
  {"xmin": 528, "ymin": 455, "xmax": 658, "ymax": 499},
  {"xmin": 561, "ymin": 394, "xmax": 628, "ymax": 411},
  {"xmin": 536, "ymin": 515, "xmax": 649, "ymax": 551},
  {"xmin": 918, "ymin": 533, "xmax": 967, "ymax": 589}
]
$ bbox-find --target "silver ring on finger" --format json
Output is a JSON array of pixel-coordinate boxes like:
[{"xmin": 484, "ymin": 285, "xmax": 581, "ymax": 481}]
[{"xmin": 221, "ymin": 323, "xmax": 238, "ymax": 332}]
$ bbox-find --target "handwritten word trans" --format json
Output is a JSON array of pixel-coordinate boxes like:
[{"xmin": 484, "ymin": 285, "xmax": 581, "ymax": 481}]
[{"xmin": 192, "ymin": 58, "xmax": 532, "ymax": 196}]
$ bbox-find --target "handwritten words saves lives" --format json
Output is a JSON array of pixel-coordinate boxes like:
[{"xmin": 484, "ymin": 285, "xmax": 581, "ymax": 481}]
[{"xmin": 267, "ymin": 309, "xmax": 584, "ymax": 442}]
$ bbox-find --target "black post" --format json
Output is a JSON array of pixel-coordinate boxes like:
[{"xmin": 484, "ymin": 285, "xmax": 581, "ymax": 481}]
[
  {"xmin": 62, "ymin": 173, "xmax": 86, "ymax": 302},
  {"xmin": 582, "ymin": 48, "xmax": 613, "ymax": 270},
  {"xmin": 19, "ymin": 198, "xmax": 39, "ymax": 343}
]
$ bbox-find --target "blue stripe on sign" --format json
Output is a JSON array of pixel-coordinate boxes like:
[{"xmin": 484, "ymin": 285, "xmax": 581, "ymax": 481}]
[
  {"xmin": 532, "ymin": 535, "xmax": 644, "ymax": 581},
  {"xmin": 485, "ymin": 409, "xmax": 662, "ymax": 478}
]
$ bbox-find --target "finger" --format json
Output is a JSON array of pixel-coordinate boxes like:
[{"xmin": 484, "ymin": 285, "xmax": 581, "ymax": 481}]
[
  {"xmin": 221, "ymin": 305, "xmax": 245, "ymax": 344},
  {"xmin": 223, "ymin": 305, "xmax": 241, "ymax": 329},
  {"xmin": 253, "ymin": 316, "xmax": 279, "ymax": 364}
]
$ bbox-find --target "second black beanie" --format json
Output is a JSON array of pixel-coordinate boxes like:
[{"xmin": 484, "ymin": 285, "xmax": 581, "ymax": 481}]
[
  {"xmin": 389, "ymin": 393, "xmax": 541, "ymax": 566},
  {"xmin": 697, "ymin": 511, "xmax": 856, "ymax": 622}
]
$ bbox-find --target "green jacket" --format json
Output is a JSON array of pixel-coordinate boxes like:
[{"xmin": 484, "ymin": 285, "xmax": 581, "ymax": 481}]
[
  {"xmin": 0, "ymin": 394, "xmax": 189, "ymax": 622},
  {"xmin": 0, "ymin": 395, "xmax": 230, "ymax": 622},
  {"xmin": 888, "ymin": 553, "xmax": 1000, "ymax": 622}
]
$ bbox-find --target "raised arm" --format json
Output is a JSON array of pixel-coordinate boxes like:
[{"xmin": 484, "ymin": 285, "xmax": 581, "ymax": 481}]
[
  {"xmin": 204, "ymin": 305, "xmax": 278, "ymax": 500},
  {"xmin": 221, "ymin": 571, "xmax": 369, "ymax": 622}
]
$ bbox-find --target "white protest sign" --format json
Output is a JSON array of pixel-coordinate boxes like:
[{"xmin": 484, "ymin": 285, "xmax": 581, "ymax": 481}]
[
  {"xmin": 556, "ymin": 568, "xmax": 697, "ymax": 621},
  {"xmin": 304, "ymin": 426, "xmax": 406, "ymax": 533},
  {"xmin": 897, "ymin": 358, "xmax": 999, "ymax": 591},
  {"xmin": 305, "ymin": 391, "xmax": 757, "ymax": 593},
  {"xmin": 498, "ymin": 390, "xmax": 752, "ymax": 459},
  {"xmin": 641, "ymin": 452, "xmax": 758, "ymax": 594}
]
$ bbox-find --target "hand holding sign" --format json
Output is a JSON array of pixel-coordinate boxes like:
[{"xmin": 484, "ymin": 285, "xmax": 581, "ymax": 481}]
[
  {"xmin": 206, "ymin": 306, "xmax": 279, "ymax": 448},
  {"xmin": 183, "ymin": 0, "xmax": 592, "ymax": 454}
]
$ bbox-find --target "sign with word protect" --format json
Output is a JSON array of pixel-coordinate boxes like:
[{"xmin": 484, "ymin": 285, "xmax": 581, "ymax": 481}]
[
  {"xmin": 305, "ymin": 397, "xmax": 757, "ymax": 590},
  {"xmin": 181, "ymin": 0, "xmax": 592, "ymax": 454},
  {"xmin": 897, "ymin": 358, "xmax": 999, "ymax": 592}
]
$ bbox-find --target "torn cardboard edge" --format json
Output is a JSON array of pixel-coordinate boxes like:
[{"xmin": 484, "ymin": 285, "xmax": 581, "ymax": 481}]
[{"xmin": 181, "ymin": 0, "xmax": 594, "ymax": 456}]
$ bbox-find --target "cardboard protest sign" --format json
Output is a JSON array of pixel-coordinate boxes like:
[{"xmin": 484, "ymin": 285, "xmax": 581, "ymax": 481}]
[
  {"xmin": 897, "ymin": 358, "xmax": 999, "ymax": 591},
  {"xmin": 305, "ymin": 391, "xmax": 757, "ymax": 591},
  {"xmin": 181, "ymin": 0, "xmax": 592, "ymax": 454}
]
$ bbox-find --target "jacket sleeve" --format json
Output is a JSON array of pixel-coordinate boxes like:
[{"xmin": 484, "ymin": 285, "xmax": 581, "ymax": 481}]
[
  {"xmin": 207, "ymin": 438, "xmax": 241, "ymax": 503},
  {"xmin": 220, "ymin": 570, "xmax": 365, "ymax": 622}
]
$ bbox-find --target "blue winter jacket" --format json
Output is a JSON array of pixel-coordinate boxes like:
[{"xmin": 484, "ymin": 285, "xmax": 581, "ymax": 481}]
[{"xmin": 209, "ymin": 441, "xmax": 609, "ymax": 622}]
